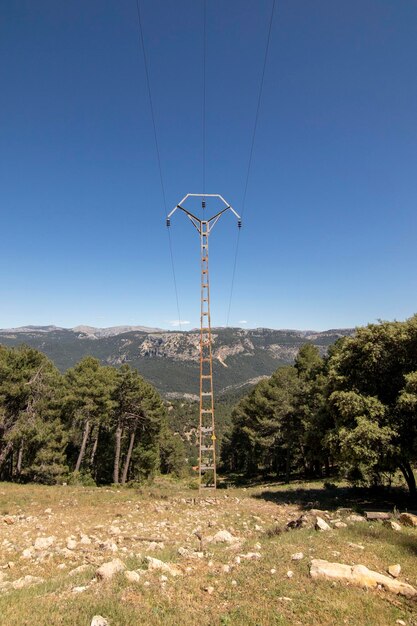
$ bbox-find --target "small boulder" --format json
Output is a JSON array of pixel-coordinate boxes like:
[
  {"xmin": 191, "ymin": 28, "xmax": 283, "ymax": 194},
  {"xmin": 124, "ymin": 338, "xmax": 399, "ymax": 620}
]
[
  {"xmin": 315, "ymin": 517, "xmax": 331, "ymax": 532},
  {"xmin": 291, "ymin": 552, "xmax": 304, "ymax": 561},
  {"xmin": 12, "ymin": 575, "xmax": 44, "ymax": 590},
  {"xmin": 399, "ymin": 512, "xmax": 417, "ymax": 528},
  {"xmin": 96, "ymin": 558, "xmax": 125, "ymax": 581},
  {"xmin": 210, "ymin": 530, "xmax": 239, "ymax": 544},
  {"xmin": 146, "ymin": 557, "xmax": 182, "ymax": 577},
  {"xmin": 34, "ymin": 536, "xmax": 55, "ymax": 550},
  {"xmin": 346, "ymin": 514, "xmax": 366, "ymax": 523},
  {"xmin": 66, "ymin": 538, "xmax": 77, "ymax": 551},
  {"xmin": 91, "ymin": 617, "xmax": 108, "ymax": 626},
  {"xmin": 365, "ymin": 511, "xmax": 391, "ymax": 521},
  {"xmin": 333, "ymin": 522, "xmax": 347, "ymax": 529},
  {"xmin": 384, "ymin": 520, "xmax": 402, "ymax": 532},
  {"xmin": 124, "ymin": 570, "xmax": 142, "ymax": 583},
  {"xmin": 388, "ymin": 564, "xmax": 401, "ymax": 578}
]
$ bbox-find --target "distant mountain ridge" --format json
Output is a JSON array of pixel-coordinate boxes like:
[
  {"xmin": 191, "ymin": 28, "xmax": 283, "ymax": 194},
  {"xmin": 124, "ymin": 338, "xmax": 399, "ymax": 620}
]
[{"xmin": 0, "ymin": 324, "xmax": 354, "ymax": 395}]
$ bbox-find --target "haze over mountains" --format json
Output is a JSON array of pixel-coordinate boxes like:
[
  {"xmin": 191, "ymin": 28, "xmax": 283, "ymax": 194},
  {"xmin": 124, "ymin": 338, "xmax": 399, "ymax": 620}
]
[{"xmin": 0, "ymin": 325, "xmax": 353, "ymax": 395}]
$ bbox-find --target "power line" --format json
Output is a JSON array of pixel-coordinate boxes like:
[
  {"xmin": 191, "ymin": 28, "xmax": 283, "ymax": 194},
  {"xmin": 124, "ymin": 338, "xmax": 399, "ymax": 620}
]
[
  {"xmin": 202, "ymin": 0, "xmax": 206, "ymax": 218},
  {"xmin": 226, "ymin": 0, "xmax": 276, "ymax": 327},
  {"xmin": 134, "ymin": 0, "xmax": 182, "ymax": 331}
]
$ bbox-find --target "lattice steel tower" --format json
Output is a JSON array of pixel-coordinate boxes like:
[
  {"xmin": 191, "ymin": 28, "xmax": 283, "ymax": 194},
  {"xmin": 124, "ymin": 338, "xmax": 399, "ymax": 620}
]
[{"xmin": 167, "ymin": 194, "xmax": 241, "ymax": 488}]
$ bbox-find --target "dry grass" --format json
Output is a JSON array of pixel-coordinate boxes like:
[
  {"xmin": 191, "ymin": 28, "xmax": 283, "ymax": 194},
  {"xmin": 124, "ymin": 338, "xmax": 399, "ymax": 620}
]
[{"xmin": 0, "ymin": 478, "xmax": 416, "ymax": 625}]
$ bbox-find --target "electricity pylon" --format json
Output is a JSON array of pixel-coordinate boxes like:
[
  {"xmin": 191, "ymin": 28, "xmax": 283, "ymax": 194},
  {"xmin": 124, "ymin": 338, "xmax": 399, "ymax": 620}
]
[{"xmin": 167, "ymin": 194, "xmax": 241, "ymax": 488}]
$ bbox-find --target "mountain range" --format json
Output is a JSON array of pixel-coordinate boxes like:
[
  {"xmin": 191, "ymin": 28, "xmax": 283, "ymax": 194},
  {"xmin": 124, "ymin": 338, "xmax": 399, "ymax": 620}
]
[{"xmin": 0, "ymin": 325, "xmax": 354, "ymax": 396}]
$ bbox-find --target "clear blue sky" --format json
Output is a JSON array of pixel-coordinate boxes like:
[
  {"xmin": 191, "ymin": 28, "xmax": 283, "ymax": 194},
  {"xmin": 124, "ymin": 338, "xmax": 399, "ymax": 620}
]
[{"xmin": 1, "ymin": 0, "xmax": 416, "ymax": 331}]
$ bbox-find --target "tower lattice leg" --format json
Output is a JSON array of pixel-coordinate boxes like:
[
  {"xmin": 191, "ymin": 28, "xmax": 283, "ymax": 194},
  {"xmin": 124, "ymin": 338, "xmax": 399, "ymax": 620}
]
[{"xmin": 199, "ymin": 220, "xmax": 216, "ymax": 489}]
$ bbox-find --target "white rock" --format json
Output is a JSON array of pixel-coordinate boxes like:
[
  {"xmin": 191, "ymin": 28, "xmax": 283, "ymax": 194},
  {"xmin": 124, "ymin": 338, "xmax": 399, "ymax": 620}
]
[
  {"xmin": 34, "ymin": 536, "xmax": 55, "ymax": 550},
  {"xmin": 12, "ymin": 575, "xmax": 44, "ymax": 589},
  {"xmin": 222, "ymin": 565, "xmax": 231, "ymax": 573},
  {"xmin": 160, "ymin": 575, "xmax": 168, "ymax": 582},
  {"xmin": 310, "ymin": 559, "xmax": 417, "ymax": 598},
  {"xmin": 346, "ymin": 514, "xmax": 367, "ymax": 523},
  {"xmin": 91, "ymin": 617, "xmax": 108, "ymax": 626},
  {"xmin": 22, "ymin": 548, "xmax": 34, "ymax": 559},
  {"xmin": 124, "ymin": 570, "xmax": 141, "ymax": 583},
  {"xmin": 146, "ymin": 557, "xmax": 182, "ymax": 577},
  {"xmin": 72, "ymin": 585, "xmax": 88, "ymax": 593},
  {"xmin": 231, "ymin": 579, "xmax": 237, "ymax": 586},
  {"xmin": 286, "ymin": 570, "xmax": 294, "ymax": 578},
  {"xmin": 385, "ymin": 520, "xmax": 402, "ymax": 532},
  {"xmin": 210, "ymin": 530, "xmax": 239, "ymax": 544},
  {"xmin": 348, "ymin": 542, "xmax": 365, "ymax": 550},
  {"xmin": 291, "ymin": 552, "xmax": 304, "ymax": 561},
  {"xmin": 204, "ymin": 585, "xmax": 214, "ymax": 594},
  {"xmin": 109, "ymin": 525, "xmax": 121, "ymax": 536},
  {"xmin": 80, "ymin": 534, "xmax": 92, "ymax": 545},
  {"xmin": 69, "ymin": 564, "xmax": 90, "ymax": 576},
  {"xmin": 239, "ymin": 552, "xmax": 261, "ymax": 560},
  {"xmin": 44, "ymin": 508, "xmax": 52, "ymax": 514},
  {"xmin": 333, "ymin": 522, "xmax": 348, "ymax": 529},
  {"xmin": 388, "ymin": 564, "xmax": 401, "ymax": 578},
  {"xmin": 96, "ymin": 558, "xmax": 126, "ymax": 581},
  {"xmin": 270, "ymin": 568, "xmax": 276, "ymax": 574},
  {"xmin": 66, "ymin": 539, "xmax": 77, "ymax": 550},
  {"xmin": 315, "ymin": 517, "xmax": 331, "ymax": 532}
]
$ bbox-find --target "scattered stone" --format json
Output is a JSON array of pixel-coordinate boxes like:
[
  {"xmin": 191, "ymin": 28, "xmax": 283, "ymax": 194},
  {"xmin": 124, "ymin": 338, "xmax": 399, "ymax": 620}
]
[
  {"xmin": 346, "ymin": 514, "xmax": 366, "ymax": 523},
  {"xmin": 396, "ymin": 620, "xmax": 406, "ymax": 626},
  {"xmin": 69, "ymin": 564, "xmax": 90, "ymax": 577},
  {"xmin": 22, "ymin": 547, "xmax": 34, "ymax": 559},
  {"xmin": 384, "ymin": 520, "xmax": 402, "ymax": 532},
  {"xmin": 286, "ymin": 570, "xmax": 294, "ymax": 579},
  {"xmin": 365, "ymin": 511, "xmax": 391, "ymax": 521},
  {"xmin": 277, "ymin": 596, "xmax": 292, "ymax": 602},
  {"xmin": 399, "ymin": 513, "xmax": 417, "ymax": 528},
  {"xmin": 34, "ymin": 536, "xmax": 55, "ymax": 550},
  {"xmin": 72, "ymin": 585, "xmax": 88, "ymax": 593},
  {"xmin": 96, "ymin": 558, "xmax": 126, "ymax": 581},
  {"xmin": 239, "ymin": 552, "xmax": 261, "ymax": 560},
  {"xmin": 146, "ymin": 557, "xmax": 182, "ymax": 577},
  {"xmin": 12, "ymin": 575, "xmax": 44, "ymax": 590},
  {"xmin": 91, "ymin": 616, "xmax": 108, "ymax": 626},
  {"xmin": 210, "ymin": 530, "xmax": 239, "ymax": 544},
  {"xmin": 310, "ymin": 559, "xmax": 417, "ymax": 598},
  {"xmin": 270, "ymin": 568, "xmax": 276, "ymax": 574},
  {"xmin": 3, "ymin": 516, "xmax": 15, "ymax": 525},
  {"xmin": 310, "ymin": 509, "xmax": 329, "ymax": 518},
  {"xmin": 315, "ymin": 517, "xmax": 331, "ymax": 532},
  {"xmin": 160, "ymin": 575, "xmax": 168, "ymax": 583},
  {"xmin": 291, "ymin": 552, "xmax": 304, "ymax": 561},
  {"xmin": 388, "ymin": 564, "xmax": 401, "ymax": 578},
  {"xmin": 80, "ymin": 534, "xmax": 92, "ymax": 545},
  {"xmin": 333, "ymin": 521, "xmax": 347, "ymax": 529},
  {"xmin": 231, "ymin": 579, "xmax": 237, "ymax": 586},
  {"xmin": 44, "ymin": 508, "xmax": 52, "ymax": 514},
  {"xmin": 222, "ymin": 565, "xmax": 231, "ymax": 573},
  {"xmin": 109, "ymin": 525, "xmax": 121, "ymax": 536},
  {"xmin": 124, "ymin": 570, "xmax": 141, "ymax": 583},
  {"xmin": 66, "ymin": 538, "xmax": 77, "ymax": 550},
  {"xmin": 177, "ymin": 547, "xmax": 203, "ymax": 559},
  {"xmin": 204, "ymin": 585, "xmax": 214, "ymax": 594},
  {"xmin": 348, "ymin": 543, "xmax": 365, "ymax": 550}
]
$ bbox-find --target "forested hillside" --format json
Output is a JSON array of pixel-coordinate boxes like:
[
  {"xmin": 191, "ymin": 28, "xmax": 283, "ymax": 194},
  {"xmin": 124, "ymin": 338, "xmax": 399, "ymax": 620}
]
[
  {"xmin": 0, "ymin": 326, "xmax": 353, "ymax": 394},
  {"xmin": 221, "ymin": 315, "xmax": 417, "ymax": 502},
  {"xmin": 0, "ymin": 347, "xmax": 186, "ymax": 485}
]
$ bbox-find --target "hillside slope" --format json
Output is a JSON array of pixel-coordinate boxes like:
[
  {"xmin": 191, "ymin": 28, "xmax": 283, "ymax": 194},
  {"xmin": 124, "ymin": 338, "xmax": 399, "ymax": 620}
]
[{"xmin": 0, "ymin": 325, "xmax": 353, "ymax": 395}]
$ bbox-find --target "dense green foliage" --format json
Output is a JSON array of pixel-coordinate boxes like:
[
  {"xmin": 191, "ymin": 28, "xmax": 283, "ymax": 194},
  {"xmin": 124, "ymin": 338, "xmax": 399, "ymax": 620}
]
[
  {"xmin": 0, "ymin": 346, "xmax": 186, "ymax": 484},
  {"xmin": 221, "ymin": 316, "xmax": 417, "ymax": 501}
]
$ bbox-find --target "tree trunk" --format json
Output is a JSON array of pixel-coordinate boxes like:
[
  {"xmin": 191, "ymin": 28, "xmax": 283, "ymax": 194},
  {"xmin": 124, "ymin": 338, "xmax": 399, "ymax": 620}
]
[
  {"xmin": 113, "ymin": 423, "xmax": 123, "ymax": 484},
  {"xmin": 121, "ymin": 429, "xmax": 136, "ymax": 484},
  {"xmin": 0, "ymin": 441, "xmax": 13, "ymax": 470},
  {"xmin": 285, "ymin": 447, "xmax": 291, "ymax": 484},
  {"xmin": 399, "ymin": 461, "xmax": 417, "ymax": 501},
  {"xmin": 75, "ymin": 419, "xmax": 90, "ymax": 472},
  {"xmin": 16, "ymin": 440, "xmax": 24, "ymax": 475},
  {"xmin": 90, "ymin": 427, "xmax": 100, "ymax": 466}
]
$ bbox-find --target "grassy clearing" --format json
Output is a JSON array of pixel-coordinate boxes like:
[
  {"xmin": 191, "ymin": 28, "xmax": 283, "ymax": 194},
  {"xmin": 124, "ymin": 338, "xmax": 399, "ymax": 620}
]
[{"xmin": 0, "ymin": 479, "xmax": 416, "ymax": 625}]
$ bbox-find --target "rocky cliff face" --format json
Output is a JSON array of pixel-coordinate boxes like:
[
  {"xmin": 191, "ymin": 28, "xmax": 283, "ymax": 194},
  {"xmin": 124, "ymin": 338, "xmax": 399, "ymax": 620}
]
[{"xmin": 0, "ymin": 325, "xmax": 353, "ymax": 395}]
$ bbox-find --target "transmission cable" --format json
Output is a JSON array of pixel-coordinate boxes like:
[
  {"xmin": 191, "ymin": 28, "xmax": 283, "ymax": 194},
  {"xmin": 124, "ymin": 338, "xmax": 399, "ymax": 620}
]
[
  {"xmin": 134, "ymin": 0, "xmax": 183, "ymax": 330},
  {"xmin": 202, "ymin": 0, "xmax": 206, "ymax": 219},
  {"xmin": 226, "ymin": 0, "xmax": 276, "ymax": 327}
]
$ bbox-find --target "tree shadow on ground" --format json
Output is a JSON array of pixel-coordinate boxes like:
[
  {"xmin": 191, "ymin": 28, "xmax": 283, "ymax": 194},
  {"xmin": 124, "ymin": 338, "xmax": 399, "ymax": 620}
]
[{"xmin": 253, "ymin": 483, "xmax": 416, "ymax": 514}]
